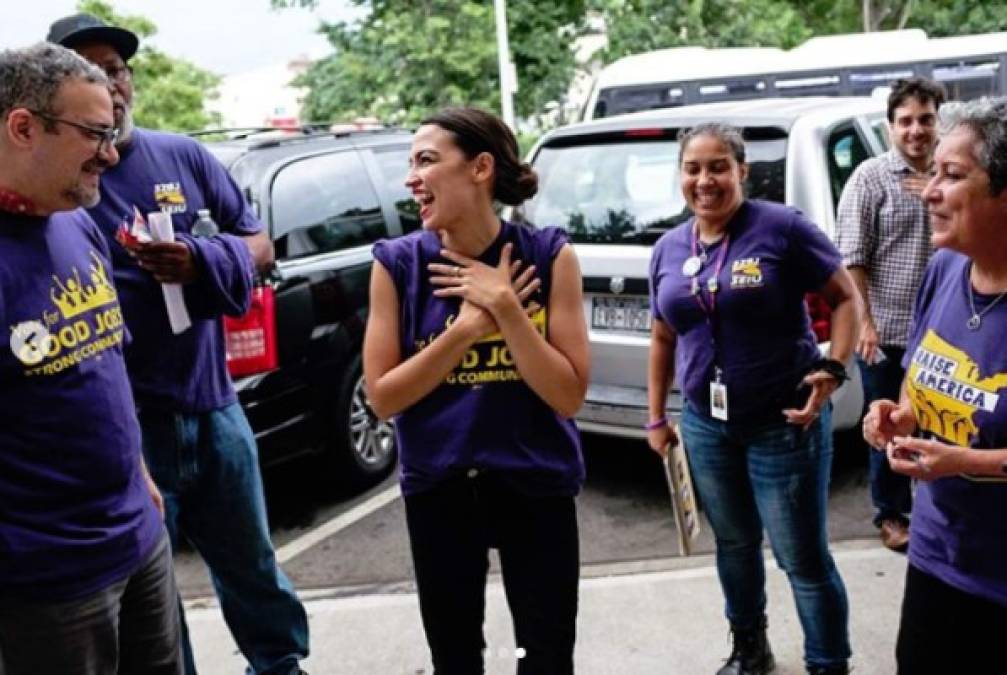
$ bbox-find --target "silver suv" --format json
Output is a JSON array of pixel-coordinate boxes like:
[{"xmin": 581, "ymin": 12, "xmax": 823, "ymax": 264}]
[{"xmin": 515, "ymin": 97, "xmax": 889, "ymax": 439}]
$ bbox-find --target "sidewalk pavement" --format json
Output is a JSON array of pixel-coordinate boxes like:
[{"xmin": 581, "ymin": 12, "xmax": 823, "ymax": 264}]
[{"xmin": 187, "ymin": 539, "xmax": 907, "ymax": 674}]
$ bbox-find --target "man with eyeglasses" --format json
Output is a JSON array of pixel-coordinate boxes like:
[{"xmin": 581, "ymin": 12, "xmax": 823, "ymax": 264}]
[
  {"xmin": 0, "ymin": 42, "xmax": 181, "ymax": 675},
  {"xmin": 47, "ymin": 13, "xmax": 309, "ymax": 675}
]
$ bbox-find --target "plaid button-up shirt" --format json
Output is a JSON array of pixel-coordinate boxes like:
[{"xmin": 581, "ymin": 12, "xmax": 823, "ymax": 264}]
[{"xmin": 835, "ymin": 149, "xmax": 934, "ymax": 348}]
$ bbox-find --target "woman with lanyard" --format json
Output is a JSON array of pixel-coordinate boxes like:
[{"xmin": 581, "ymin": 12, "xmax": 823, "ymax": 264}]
[
  {"xmin": 647, "ymin": 123, "xmax": 859, "ymax": 675},
  {"xmin": 863, "ymin": 98, "xmax": 1007, "ymax": 674},
  {"xmin": 364, "ymin": 107, "xmax": 589, "ymax": 674}
]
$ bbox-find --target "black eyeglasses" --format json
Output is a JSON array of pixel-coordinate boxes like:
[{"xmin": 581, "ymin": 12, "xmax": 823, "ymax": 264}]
[
  {"xmin": 103, "ymin": 64, "xmax": 132, "ymax": 84},
  {"xmin": 28, "ymin": 110, "xmax": 119, "ymax": 153}
]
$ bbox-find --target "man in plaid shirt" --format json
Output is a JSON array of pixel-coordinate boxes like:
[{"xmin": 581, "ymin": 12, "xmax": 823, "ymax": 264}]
[{"xmin": 835, "ymin": 77, "xmax": 945, "ymax": 553}]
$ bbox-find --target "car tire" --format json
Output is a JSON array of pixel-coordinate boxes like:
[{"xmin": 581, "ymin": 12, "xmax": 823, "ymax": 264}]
[{"xmin": 327, "ymin": 354, "xmax": 397, "ymax": 488}]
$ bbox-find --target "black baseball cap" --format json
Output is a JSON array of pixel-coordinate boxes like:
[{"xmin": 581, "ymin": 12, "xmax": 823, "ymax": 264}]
[{"xmin": 46, "ymin": 13, "xmax": 139, "ymax": 61}]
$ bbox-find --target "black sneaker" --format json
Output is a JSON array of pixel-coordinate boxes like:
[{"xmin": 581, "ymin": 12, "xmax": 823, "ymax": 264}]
[{"xmin": 716, "ymin": 617, "xmax": 776, "ymax": 675}]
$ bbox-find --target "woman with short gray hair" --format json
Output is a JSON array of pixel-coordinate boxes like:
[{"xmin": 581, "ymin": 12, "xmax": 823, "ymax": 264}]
[{"xmin": 862, "ymin": 97, "xmax": 1007, "ymax": 674}]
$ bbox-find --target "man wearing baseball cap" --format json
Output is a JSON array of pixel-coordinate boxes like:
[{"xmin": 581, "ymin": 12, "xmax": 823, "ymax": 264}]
[
  {"xmin": 48, "ymin": 14, "xmax": 309, "ymax": 675},
  {"xmin": 47, "ymin": 13, "xmax": 138, "ymax": 143}
]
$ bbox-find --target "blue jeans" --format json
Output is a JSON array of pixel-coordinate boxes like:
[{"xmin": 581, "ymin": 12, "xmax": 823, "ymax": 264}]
[
  {"xmin": 857, "ymin": 348, "xmax": 913, "ymax": 525},
  {"xmin": 680, "ymin": 403, "xmax": 851, "ymax": 670},
  {"xmin": 139, "ymin": 403, "xmax": 309, "ymax": 675}
]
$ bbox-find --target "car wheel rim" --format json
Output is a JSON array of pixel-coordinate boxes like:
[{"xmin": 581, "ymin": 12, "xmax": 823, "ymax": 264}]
[{"xmin": 348, "ymin": 375, "xmax": 395, "ymax": 467}]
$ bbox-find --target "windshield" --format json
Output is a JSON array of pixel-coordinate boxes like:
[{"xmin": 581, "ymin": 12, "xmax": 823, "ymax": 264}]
[{"xmin": 517, "ymin": 135, "xmax": 787, "ymax": 245}]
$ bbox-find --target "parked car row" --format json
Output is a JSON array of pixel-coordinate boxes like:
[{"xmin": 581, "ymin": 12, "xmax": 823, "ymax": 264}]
[
  {"xmin": 201, "ymin": 96, "xmax": 885, "ymax": 479},
  {"xmin": 203, "ymin": 126, "xmax": 418, "ymax": 485}
]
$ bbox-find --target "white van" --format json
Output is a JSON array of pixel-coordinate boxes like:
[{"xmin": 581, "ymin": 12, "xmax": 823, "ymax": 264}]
[{"xmin": 584, "ymin": 29, "xmax": 1007, "ymax": 120}]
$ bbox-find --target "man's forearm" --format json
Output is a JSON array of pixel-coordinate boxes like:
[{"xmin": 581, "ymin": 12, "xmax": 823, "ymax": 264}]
[
  {"xmin": 244, "ymin": 231, "xmax": 274, "ymax": 274},
  {"xmin": 847, "ymin": 266, "xmax": 874, "ymax": 324}
]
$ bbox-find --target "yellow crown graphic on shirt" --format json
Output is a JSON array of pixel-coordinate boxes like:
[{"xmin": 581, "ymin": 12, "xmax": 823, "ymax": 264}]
[
  {"xmin": 732, "ymin": 259, "xmax": 761, "ymax": 277},
  {"xmin": 476, "ymin": 305, "xmax": 548, "ymax": 344},
  {"xmin": 50, "ymin": 250, "xmax": 117, "ymax": 320}
]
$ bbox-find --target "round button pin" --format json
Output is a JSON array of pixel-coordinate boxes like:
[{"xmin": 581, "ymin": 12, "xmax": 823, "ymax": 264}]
[{"xmin": 682, "ymin": 256, "xmax": 702, "ymax": 277}]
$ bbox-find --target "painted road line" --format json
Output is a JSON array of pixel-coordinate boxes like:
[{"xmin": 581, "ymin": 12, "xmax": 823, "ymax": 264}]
[
  {"xmin": 274, "ymin": 482, "xmax": 402, "ymax": 564},
  {"xmin": 190, "ymin": 541, "xmax": 900, "ymax": 614}
]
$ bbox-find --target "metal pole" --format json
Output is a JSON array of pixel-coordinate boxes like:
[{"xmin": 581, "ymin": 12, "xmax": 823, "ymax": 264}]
[{"xmin": 494, "ymin": 0, "xmax": 515, "ymax": 128}]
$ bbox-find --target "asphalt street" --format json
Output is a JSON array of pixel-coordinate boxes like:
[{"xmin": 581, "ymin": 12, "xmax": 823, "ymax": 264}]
[{"xmin": 173, "ymin": 432, "xmax": 877, "ymax": 599}]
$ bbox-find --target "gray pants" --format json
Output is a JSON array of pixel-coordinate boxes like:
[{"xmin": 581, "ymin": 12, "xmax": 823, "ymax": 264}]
[{"xmin": 0, "ymin": 534, "xmax": 181, "ymax": 675}]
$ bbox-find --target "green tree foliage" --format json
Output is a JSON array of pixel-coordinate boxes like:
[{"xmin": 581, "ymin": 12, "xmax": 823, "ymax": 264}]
[
  {"xmin": 284, "ymin": 0, "xmax": 1003, "ymax": 128},
  {"xmin": 908, "ymin": 1, "xmax": 1007, "ymax": 37},
  {"xmin": 78, "ymin": 0, "xmax": 221, "ymax": 131},
  {"xmin": 593, "ymin": 0, "xmax": 1005, "ymax": 73},
  {"xmin": 295, "ymin": 0, "xmax": 586, "ymax": 126},
  {"xmin": 593, "ymin": 0, "xmax": 814, "ymax": 63},
  {"xmin": 791, "ymin": 0, "xmax": 1006, "ymax": 36}
]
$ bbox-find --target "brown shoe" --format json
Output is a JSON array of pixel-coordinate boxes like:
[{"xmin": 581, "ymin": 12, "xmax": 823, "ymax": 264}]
[{"xmin": 880, "ymin": 518, "xmax": 910, "ymax": 553}]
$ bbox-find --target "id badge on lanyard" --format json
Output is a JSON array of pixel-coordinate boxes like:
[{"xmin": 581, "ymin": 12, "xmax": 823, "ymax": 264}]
[
  {"xmin": 710, "ymin": 368, "xmax": 728, "ymax": 421},
  {"xmin": 683, "ymin": 223, "xmax": 731, "ymax": 421}
]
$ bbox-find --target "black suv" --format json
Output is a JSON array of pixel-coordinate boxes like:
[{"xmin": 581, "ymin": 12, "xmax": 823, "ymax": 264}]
[{"xmin": 200, "ymin": 127, "xmax": 418, "ymax": 486}]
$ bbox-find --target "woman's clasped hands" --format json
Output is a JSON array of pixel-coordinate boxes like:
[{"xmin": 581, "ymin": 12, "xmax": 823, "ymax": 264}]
[{"xmin": 427, "ymin": 242, "xmax": 542, "ymax": 338}]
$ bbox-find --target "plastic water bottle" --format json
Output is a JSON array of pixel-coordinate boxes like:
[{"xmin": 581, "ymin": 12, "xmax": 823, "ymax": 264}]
[{"xmin": 191, "ymin": 208, "xmax": 219, "ymax": 237}]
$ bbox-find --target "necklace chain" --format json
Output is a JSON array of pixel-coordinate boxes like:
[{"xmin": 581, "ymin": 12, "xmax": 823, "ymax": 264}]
[
  {"xmin": 966, "ymin": 264, "xmax": 1007, "ymax": 330},
  {"xmin": 696, "ymin": 234, "xmax": 724, "ymax": 262},
  {"xmin": 697, "ymin": 239, "xmax": 711, "ymax": 261}
]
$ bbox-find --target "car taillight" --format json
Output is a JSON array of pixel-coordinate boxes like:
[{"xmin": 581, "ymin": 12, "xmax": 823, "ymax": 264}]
[
  {"xmin": 624, "ymin": 128, "xmax": 666, "ymax": 137},
  {"xmin": 805, "ymin": 292, "xmax": 832, "ymax": 343},
  {"xmin": 224, "ymin": 286, "xmax": 278, "ymax": 377}
]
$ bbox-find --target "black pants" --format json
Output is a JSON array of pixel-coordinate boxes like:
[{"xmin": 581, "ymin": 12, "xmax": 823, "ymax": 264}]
[
  {"xmin": 0, "ymin": 534, "xmax": 181, "ymax": 675},
  {"xmin": 897, "ymin": 563, "xmax": 1007, "ymax": 674},
  {"xmin": 404, "ymin": 472, "xmax": 579, "ymax": 675}
]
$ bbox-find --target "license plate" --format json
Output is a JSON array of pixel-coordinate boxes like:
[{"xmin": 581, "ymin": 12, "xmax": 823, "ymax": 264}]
[{"xmin": 591, "ymin": 295, "xmax": 651, "ymax": 333}]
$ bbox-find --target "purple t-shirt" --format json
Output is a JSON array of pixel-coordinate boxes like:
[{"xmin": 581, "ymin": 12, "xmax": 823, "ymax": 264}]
[
  {"xmin": 902, "ymin": 249, "xmax": 1007, "ymax": 606},
  {"xmin": 372, "ymin": 220, "xmax": 584, "ymax": 496},
  {"xmin": 0, "ymin": 209, "xmax": 162, "ymax": 601},
  {"xmin": 86, "ymin": 128, "xmax": 260, "ymax": 413},
  {"xmin": 649, "ymin": 200, "xmax": 841, "ymax": 423}
]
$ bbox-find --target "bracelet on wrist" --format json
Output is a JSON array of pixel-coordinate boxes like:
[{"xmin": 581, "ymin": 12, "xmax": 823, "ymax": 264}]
[
  {"xmin": 645, "ymin": 417, "xmax": 668, "ymax": 431},
  {"xmin": 812, "ymin": 357, "xmax": 849, "ymax": 384}
]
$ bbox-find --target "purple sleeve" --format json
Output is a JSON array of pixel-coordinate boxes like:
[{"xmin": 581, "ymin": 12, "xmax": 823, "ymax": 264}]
[
  {"xmin": 193, "ymin": 142, "xmax": 262, "ymax": 237},
  {"xmin": 785, "ymin": 210, "xmax": 842, "ymax": 292},
  {"xmin": 177, "ymin": 142, "xmax": 261, "ymax": 318},
  {"xmin": 180, "ymin": 233, "xmax": 256, "ymax": 318},
  {"xmin": 649, "ymin": 237, "xmax": 667, "ymax": 323},
  {"xmin": 372, "ymin": 238, "xmax": 398, "ymax": 274},
  {"xmin": 539, "ymin": 226, "xmax": 570, "ymax": 260},
  {"xmin": 371, "ymin": 237, "xmax": 411, "ymax": 296}
]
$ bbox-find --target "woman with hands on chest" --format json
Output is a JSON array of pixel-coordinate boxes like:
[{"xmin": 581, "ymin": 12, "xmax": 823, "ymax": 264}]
[
  {"xmin": 363, "ymin": 107, "xmax": 589, "ymax": 675},
  {"xmin": 647, "ymin": 123, "xmax": 859, "ymax": 675},
  {"xmin": 861, "ymin": 97, "xmax": 1007, "ymax": 675}
]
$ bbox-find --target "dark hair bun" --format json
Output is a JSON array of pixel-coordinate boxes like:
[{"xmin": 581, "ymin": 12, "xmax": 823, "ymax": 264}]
[{"xmin": 497, "ymin": 162, "xmax": 538, "ymax": 205}]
